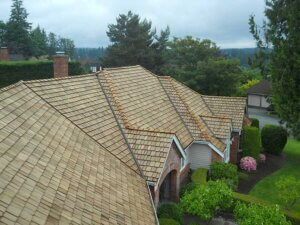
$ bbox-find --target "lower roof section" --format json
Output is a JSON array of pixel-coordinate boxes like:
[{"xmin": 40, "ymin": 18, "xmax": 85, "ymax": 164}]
[{"xmin": 0, "ymin": 83, "xmax": 156, "ymax": 225}]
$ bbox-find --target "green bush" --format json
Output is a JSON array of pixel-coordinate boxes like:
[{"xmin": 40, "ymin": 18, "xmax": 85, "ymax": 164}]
[
  {"xmin": 191, "ymin": 168, "xmax": 208, "ymax": 186},
  {"xmin": 261, "ymin": 124, "xmax": 288, "ymax": 155},
  {"xmin": 157, "ymin": 203, "xmax": 183, "ymax": 224},
  {"xmin": 0, "ymin": 60, "xmax": 84, "ymax": 88},
  {"xmin": 233, "ymin": 192, "xmax": 300, "ymax": 224},
  {"xmin": 250, "ymin": 118, "xmax": 260, "ymax": 128},
  {"xmin": 210, "ymin": 162, "xmax": 238, "ymax": 190},
  {"xmin": 158, "ymin": 218, "xmax": 180, "ymax": 225},
  {"xmin": 180, "ymin": 180, "xmax": 233, "ymax": 221},
  {"xmin": 238, "ymin": 172, "xmax": 249, "ymax": 181},
  {"xmin": 242, "ymin": 126, "xmax": 261, "ymax": 159},
  {"xmin": 234, "ymin": 202, "xmax": 291, "ymax": 225},
  {"xmin": 179, "ymin": 182, "xmax": 198, "ymax": 198}
]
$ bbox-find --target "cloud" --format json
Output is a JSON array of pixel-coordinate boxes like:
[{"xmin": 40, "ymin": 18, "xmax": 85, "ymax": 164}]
[{"xmin": 0, "ymin": 0, "xmax": 265, "ymax": 48}]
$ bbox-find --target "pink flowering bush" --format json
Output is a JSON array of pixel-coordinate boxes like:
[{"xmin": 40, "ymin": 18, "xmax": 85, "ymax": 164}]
[
  {"xmin": 240, "ymin": 156, "xmax": 257, "ymax": 172},
  {"xmin": 259, "ymin": 153, "xmax": 266, "ymax": 163}
]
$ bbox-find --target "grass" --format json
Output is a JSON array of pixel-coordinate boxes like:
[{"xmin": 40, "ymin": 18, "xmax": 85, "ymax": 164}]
[{"xmin": 249, "ymin": 139, "xmax": 300, "ymax": 212}]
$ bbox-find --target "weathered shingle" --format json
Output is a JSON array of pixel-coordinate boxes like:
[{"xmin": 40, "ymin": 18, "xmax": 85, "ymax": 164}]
[
  {"xmin": 0, "ymin": 83, "xmax": 156, "ymax": 225},
  {"xmin": 25, "ymin": 75, "xmax": 140, "ymax": 174}
]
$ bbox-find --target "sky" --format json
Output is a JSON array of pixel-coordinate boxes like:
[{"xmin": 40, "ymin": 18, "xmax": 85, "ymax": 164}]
[{"xmin": 0, "ymin": 0, "xmax": 266, "ymax": 48}]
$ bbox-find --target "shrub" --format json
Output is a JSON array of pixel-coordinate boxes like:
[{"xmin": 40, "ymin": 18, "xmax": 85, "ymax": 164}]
[
  {"xmin": 261, "ymin": 124, "xmax": 288, "ymax": 155},
  {"xmin": 242, "ymin": 126, "xmax": 260, "ymax": 159},
  {"xmin": 238, "ymin": 172, "xmax": 249, "ymax": 181},
  {"xmin": 250, "ymin": 118, "xmax": 260, "ymax": 128},
  {"xmin": 157, "ymin": 203, "xmax": 183, "ymax": 224},
  {"xmin": 234, "ymin": 202, "xmax": 291, "ymax": 225},
  {"xmin": 158, "ymin": 218, "xmax": 180, "ymax": 225},
  {"xmin": 276, "ymin": 176, "xmax": 300, "ymax": 209},
  {"xmin": 210, "ymin": 162, "xmax": 238, "ymax": 190},
  {"xmin": 179, "ymin": 182, "xmax": 198, "ymax": 198},
  {"xmin": 259, "ymin": 153, "xmax": 266, "ymax": 163},
  {"xmin": 191, "ymin": 168, "xmax": 208, "ymax": 186},
  {"xmin": 233, "ymin": 192, "xmax": 300, "ymax": 224},
  {"xmin": 240, "ymin": 156, "xmax": 257, "ymax": 172},
  {"xmin": 180, "ymin": 180, "xmax": 233, "ymax": 221}
]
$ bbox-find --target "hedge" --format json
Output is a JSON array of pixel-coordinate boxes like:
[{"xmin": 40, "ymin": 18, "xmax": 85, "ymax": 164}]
[
  {"xmin": 250, "ymin": 118, "xmax": 260, "ymax": 128},
  {"xmin": 261, "ymin": 124, "xmax": 288, "ymax": 155},
  {"xmin": 242, "ymin": 126, "xmax": 261, "ymax": 159},
  {"xmin": 0, "ymin": 60, "xmax": 84, "ymax": 88},
  {"xmin": 191, "ymin": 168, "xmax": 208, "ymax": 186},
  {"xmin": 233, "ymin": 192, "xmax": 300, "ymax": 225}
]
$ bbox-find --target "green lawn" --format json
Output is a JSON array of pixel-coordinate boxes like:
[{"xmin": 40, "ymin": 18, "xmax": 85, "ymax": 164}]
[{"xmin": 249, "ymin": 139, "xmax": 300, "ymax": 211}]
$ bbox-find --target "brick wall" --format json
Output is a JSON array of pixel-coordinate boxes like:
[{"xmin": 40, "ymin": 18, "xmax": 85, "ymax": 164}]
[
  {"xmin": 53, "ymin": 55, "xmax": 68, "ymax": 78},
  {"xmin": 211, "ymin": 150, "xmax": 223, "ymax": 163},
  {"xmin": 230, "ymin": 132, "xmax": 240, "ymax": 164},
  {"xmin": 152, "ymin": 143, "xmax": 184, "ymax": 208}
]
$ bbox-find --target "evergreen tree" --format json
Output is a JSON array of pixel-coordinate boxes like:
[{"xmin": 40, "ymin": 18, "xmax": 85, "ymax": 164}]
[
  {"xmin": 30, "ymin": 26, "xmax": 48, "ymax": 57},
  {"xmin": 250, "ymin": 0, "xmax": 300, "ymax": 137},
  {"xmin": 5, "ymin": 0, "xmax": 32, "ymax": 56},
  {"xmin": 47, "ymin": 32, "xmax": 58, "ymax": 56},
  {"xmin": 101, "ymin": 11, "xmax": 169, "ymax": 71}
]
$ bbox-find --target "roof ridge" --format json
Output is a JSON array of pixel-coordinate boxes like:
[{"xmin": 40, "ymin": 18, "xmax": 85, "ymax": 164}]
[
  {"xmin": 157, "ymin": 77, "xmax": 195, "ymax": 140},
  {"xmin": 168, "ymin": 77, "xmax": 226, "ymax": 151},
  {"xmin": 200, "ymin": 114, "xmax": 232, "ymax": 121},
  {"xmin": 126, "ymin": 126, "xmax": 176, "ymax": 135},
  {"xmin": 168, "ymin": 77, "xmax": 214, "ymax": 115},
  {"xmin": 202, "ymin": 94, "xmax": 246, "ymax": 100},
  {"xmin": 23, "ymin": 82, "xmax": 143, "ymax": 177},
  {"xmin": 23, "ymin": 73, "xmax": 96, "ymax": 84},
  {"xmin": 104, "ymin": 65, "xmax": 141, "ymax": 71}
]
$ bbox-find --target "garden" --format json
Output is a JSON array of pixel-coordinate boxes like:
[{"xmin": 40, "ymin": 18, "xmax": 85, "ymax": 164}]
[{"xmin": 157, "ymin": 119, "xmax": 300, "ymax": 225}]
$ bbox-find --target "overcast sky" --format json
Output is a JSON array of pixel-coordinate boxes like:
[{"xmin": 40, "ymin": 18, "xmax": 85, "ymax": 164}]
[{"xmin": 0, "ymin": 0, "xmax": 266, "ymax": 48}]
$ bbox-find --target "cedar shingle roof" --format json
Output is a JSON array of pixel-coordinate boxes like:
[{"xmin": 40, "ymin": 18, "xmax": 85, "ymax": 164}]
[
  {"xmin": 0, "ymin": 65, "xmax": 247, "ymax": 224},
  {"xmin": 202, "ymin": 95, "xmax": 246, "ymax": 131},
  {"xmin": 0, "ymin": 83, "xmax": 155, "ymax": 225}
]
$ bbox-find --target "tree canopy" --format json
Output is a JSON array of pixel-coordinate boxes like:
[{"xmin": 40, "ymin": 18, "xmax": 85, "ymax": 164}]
[
  {"xmin": 250, "ymin": 0, "xmax": 300, "ymax": 137},
  {"xmin": 0, "ymin": 0, "xmax": 76, "ymax": 59},
  {"xmin": 101, "ymin": 11, "xmax": 170, "ymax": 73},
  {"xmin": 161, "ymin": 37, "xmax": 242, "ymax": 96}
]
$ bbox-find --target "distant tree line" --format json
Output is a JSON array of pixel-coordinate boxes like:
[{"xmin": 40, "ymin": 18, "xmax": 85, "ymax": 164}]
[{"xmin": 0, "ymin": 0, "xmax": 75, "ymax": 59}]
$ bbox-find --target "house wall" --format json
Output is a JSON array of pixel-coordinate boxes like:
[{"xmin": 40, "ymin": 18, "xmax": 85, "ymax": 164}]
[
  {"xmin": 151, "ymin": 142, "xmax": 189, "ymax": 208},
  {"xmin": 186, "ymin": 143, "xmax": 223, "ymax": 170},
  {"xmin": 230, "ymin": 132, "xmax": 240, "ymax": 164},
  {"xmin": 248, "ymin": 94, "xmax": 270, "ymax": 108}
]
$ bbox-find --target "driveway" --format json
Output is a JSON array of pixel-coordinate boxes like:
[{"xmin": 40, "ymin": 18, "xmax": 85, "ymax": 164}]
[{"xmin": 248, "ymin": 107, "xmax": 283, "ymax": 129}]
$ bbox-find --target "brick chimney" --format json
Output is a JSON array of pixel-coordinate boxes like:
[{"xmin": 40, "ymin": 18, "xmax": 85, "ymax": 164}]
[
  {"xmin": 0, "ymin": 47, "xmax": 9, "ymax": 61},
  {"xmin": 53, "ymin": 52, "xmax": 69, "ymax": 78}
]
